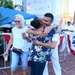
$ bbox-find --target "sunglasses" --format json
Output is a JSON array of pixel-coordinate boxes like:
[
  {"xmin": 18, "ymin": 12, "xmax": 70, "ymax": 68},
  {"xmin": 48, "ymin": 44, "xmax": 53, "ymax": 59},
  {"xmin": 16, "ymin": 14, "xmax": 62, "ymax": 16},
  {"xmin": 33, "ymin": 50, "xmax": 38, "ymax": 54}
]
[{"xmin": 15, "ymin": 21, "xmax": 20, "ymax": 23}]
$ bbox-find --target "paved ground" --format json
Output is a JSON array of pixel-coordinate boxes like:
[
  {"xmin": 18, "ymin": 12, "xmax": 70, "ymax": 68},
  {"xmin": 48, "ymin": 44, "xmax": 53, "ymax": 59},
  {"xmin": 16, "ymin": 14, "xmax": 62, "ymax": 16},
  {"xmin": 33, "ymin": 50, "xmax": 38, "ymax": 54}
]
[{"xmin": 0, "ymin": 52, "xmax": 75, "ymax": 75}]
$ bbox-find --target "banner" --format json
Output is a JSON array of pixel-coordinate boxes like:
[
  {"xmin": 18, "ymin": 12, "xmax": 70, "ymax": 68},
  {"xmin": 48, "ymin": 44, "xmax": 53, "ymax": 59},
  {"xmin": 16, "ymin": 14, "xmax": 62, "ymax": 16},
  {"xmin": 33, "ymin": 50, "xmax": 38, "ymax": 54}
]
[
  {"xmin": 67, "ymin": 33, "xmax": 75, "ymax": 55},
  {"xmin": 58, "ymin": 35, "xmax": 66, "ymax": 52}
]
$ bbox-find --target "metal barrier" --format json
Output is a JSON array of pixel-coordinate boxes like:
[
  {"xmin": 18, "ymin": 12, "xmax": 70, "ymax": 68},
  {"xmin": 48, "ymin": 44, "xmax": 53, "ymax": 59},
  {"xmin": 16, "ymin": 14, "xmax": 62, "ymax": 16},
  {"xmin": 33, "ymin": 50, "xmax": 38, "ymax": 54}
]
[{"xmin": 0, "ymin": 33, "xmax": 11, "ymax": 69}]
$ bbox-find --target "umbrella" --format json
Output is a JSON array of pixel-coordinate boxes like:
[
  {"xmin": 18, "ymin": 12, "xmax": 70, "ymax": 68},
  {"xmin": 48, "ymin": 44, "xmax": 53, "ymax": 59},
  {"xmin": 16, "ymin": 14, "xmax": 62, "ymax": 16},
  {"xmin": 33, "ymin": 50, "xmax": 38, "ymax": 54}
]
[{"xmin": 0, "ymin": 7, "xmax": 36, "ymax": 24}]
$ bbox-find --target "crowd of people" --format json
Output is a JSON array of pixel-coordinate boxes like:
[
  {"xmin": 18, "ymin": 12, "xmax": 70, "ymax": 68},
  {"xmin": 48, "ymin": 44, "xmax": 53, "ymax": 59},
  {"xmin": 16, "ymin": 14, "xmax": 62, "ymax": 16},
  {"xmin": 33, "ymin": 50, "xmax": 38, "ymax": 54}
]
[{"xmin": 2, "ymin": 12, "xmax": 75, "ymax": 75}]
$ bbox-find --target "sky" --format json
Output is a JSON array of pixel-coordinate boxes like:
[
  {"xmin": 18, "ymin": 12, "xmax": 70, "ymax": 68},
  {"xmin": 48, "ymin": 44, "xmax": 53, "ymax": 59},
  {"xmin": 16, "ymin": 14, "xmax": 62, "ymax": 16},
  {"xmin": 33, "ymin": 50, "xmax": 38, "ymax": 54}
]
[{"xmin": 13, "ymin": 0, "xmax": 22, "ymax": 5}]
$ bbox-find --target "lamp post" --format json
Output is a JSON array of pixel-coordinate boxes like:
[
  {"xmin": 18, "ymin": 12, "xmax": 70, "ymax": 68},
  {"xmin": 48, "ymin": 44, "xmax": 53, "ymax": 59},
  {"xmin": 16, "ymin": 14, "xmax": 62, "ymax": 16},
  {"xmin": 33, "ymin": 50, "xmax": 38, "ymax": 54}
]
[{"xmin": 22, "ymin": 0, "xmax": 26, "ymax": 12}]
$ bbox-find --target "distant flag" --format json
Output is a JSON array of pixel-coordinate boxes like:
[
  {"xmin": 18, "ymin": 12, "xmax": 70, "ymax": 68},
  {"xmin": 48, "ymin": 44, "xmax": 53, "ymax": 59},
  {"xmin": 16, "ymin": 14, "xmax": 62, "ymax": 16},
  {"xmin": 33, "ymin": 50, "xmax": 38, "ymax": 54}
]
[{"xmin": 59, "ymin": 15, "xmax": 62, "ymax": 25}]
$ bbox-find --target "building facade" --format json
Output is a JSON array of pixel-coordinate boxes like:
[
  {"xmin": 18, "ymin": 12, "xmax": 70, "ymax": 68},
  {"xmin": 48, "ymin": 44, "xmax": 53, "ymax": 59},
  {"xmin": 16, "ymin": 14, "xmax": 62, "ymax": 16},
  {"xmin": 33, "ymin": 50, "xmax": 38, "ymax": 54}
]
[{"xmin": 12, "ymin": 0, "xmax": 70, "ymax": 25}]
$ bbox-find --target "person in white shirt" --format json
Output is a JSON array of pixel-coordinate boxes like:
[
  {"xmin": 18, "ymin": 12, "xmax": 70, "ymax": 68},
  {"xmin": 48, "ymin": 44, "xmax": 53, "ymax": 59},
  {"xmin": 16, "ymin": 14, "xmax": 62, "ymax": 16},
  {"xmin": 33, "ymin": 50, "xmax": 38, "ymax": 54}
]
[
  {"xmin": 51, "ymin": 33, "xmax": 61, "ymax": 75},
  {"xmin": 62, "ymin": 21, "xmax": 75, "ymax": 35},
  {"xmin": 43, "ymin": 33, "xmax": 62, "ymax": 75},
  {"xmin": 3, "ymin": 14, "xmax": 29, "ymax": 75},
  {"xmin": 72, "ymin": 23, "xmax": 75, "ymax": 30}
]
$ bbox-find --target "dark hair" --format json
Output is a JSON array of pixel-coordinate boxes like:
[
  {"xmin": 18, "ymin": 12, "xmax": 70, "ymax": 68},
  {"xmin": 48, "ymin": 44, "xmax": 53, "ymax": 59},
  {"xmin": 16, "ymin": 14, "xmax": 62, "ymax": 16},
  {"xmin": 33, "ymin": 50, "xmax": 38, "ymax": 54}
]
[
  {"xmin": 44, "ymin": 13, "xmax": 54, "ymax": 21},
  {"xmin": 30, "ymin": 18, "xmax": 41, "ymax": 29},
  {"xmin": 67, "ymin": 21, "xmax": 71, "ymax": 24},
  {"xmin": 34, "ymin": 17, "xmax": 38, "ymax": 20}
]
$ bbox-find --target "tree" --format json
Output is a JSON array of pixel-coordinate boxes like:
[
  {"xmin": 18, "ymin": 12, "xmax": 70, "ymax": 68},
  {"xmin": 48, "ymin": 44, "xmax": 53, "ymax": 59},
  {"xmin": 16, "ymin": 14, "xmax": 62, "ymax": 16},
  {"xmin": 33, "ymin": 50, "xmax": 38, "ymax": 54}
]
[
  {"xmin": 0, "ymin": 0, "xmax": 12, "ymax": 25},
  {"xmin": 0, "ymin": 0, "xmax": 14, "ymax": 9}
]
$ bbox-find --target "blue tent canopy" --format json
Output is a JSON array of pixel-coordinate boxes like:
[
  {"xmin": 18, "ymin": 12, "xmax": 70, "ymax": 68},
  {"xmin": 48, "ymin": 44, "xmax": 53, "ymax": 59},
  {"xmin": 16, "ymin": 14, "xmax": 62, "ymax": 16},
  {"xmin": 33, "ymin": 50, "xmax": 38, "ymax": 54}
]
[{"xmin": 0, "ymin": 7, "xmax": 36, "ymax": 24}]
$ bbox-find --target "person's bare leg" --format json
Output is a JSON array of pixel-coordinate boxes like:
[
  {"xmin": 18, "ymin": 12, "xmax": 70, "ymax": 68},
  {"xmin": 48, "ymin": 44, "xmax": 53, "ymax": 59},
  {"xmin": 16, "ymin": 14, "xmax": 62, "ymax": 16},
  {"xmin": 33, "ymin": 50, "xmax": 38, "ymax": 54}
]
[
  {"xmin": 23, "ymin": 69, "xmax": 27, "ymax": 75},
  {"xmin": 11, "ymin": 70, "xmax": 15, "ymax": 75}
]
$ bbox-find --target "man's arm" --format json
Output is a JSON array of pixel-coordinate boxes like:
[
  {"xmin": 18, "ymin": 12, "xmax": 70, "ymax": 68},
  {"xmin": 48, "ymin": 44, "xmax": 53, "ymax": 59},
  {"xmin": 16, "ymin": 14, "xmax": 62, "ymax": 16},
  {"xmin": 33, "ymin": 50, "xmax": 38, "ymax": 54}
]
[
  {"xmin": 61, "ymin": 29, "xmax": 74, "ymax": 32},
  {"xmin": 33, "ymin": 40, "xmax": 57, "ymax": 49},
  {"xmin": 68, "ymin": 30, "xmax": 74, "ymax": 32},
  {"xmin": 33, "ymin": 33, "xmax": 59, "ymax": 49}
]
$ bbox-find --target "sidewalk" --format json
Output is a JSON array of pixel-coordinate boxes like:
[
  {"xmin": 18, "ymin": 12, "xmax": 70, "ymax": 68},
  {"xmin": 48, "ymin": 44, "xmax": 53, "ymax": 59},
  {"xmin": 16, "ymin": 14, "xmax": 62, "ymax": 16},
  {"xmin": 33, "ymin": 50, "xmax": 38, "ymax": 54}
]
[
  {"xmin": 49, "ymin": 54, "xmax": 75, "ymax": 75},
  {"xmin": 0, "ymin": 53, "xmax": 75, "ymax": 75}
]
